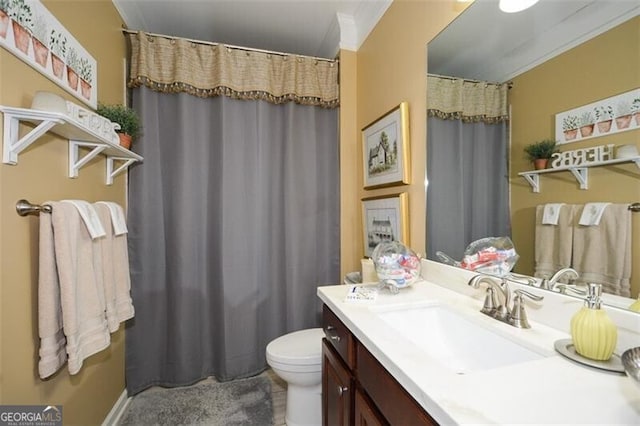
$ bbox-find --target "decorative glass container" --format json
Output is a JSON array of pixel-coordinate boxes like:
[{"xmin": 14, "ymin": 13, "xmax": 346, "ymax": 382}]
[{"xmin": 371, "ymin": 241, "xmax": 421, "ymax": 293}]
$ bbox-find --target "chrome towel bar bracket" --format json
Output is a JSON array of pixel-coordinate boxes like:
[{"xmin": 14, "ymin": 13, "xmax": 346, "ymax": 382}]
[{"xmin": 16, "ymin": 199, "xmax": 52, "ymax": 216}]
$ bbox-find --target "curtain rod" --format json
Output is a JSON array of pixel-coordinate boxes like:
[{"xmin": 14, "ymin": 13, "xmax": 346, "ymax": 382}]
[
  {"xmin": 122, "ymin": 29, "xmax": 338, "ymax": 64},
  {"xmin": 428, "ymin": 72, "xmax": 513, "ymax": 89}
]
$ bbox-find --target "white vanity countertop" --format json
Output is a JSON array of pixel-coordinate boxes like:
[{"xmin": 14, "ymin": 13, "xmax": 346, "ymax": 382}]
[{"xmin": 317, "ymin": 269, "xmax": 640, "ymax": 424}]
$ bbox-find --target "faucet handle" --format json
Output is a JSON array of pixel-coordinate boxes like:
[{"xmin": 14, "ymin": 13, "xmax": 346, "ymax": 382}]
[
  {"xmin": 481, "ymin": 287, "xmax": 499, "ymax": 316},
  {"xmin": 509, "ymin": 289, "xmax": 544, "ymax": 329},
  {"xmin": 555, "ymin": 283, "xmax": 587, "ymax": 296},
  {"xmin": 514, "ymin": 289, "xmax": 544, "ymax": 302}
]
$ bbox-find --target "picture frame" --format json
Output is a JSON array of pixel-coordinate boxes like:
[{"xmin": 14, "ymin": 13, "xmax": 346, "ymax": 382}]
[
  {"xmin": 0, "ymin": 0, "xmax": 98, "ymax": 108},
  {"xmin": 362, "ymin": 102, "xmax": 410, "ymax": 189},
  {"xmin": 555, "ymin": 88, "xmax": 640, "ymax": 145},
  {"xmin": 361, "ymin": 192, "xmax": 409, "ymax": 258}
]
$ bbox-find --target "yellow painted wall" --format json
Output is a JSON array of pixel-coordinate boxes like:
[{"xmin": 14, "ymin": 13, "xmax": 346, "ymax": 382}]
[
  {"xmin": 341, "ymin": 0, "xmax": 467, "ymax": 277},
  {"xmin": 510, "ymin": 16, "xmax": 640, "ymax": 298},
  {"xmin": 0, "ymin": 1, "xmax": 128, "ymax": 424}
]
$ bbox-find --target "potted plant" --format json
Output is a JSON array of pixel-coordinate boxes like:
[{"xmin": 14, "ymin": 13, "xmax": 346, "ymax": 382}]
[
  {"xmin": 578, "ymin": 111, "xmax": 595, "ymax": 138},
  {"xmin": 615, "ymin": 100, "xmax": 632, "ymax": 130},
  {"xmin": 0, "ymin": 0, "xmax": 10, "ymax": 39},
  {"xmin": 8, "ymin": 0, "xmax": 33, "ymax": 54},
  {"xmin": 562, "ymin": 115, "xmax": 579, "ymax": 142},
  {"xmin": 79, "ymin": 57, "xmax": 92, "ymax": 100},
  {"xmin": 524, "ymin": 139, "xmax": 559, "ymax": 170},
  {"xmin": 632, "ymin": 98, "xmax": 640, "ymax": 127},
  {"xmin": 65, "ymin": 46, "xmax": 80, "ymax": 91},
  {"xmin": 49, "ymin": 29, "xmax": 66, "ymax": 79},
  {"xmin": 30, "ymin": 12, "xmax": 48, "ymax": 68},
  {"xmin": 96, "ymin": 103, "xmax": 141, "ymax": 150},
  {"xmin": 594, "ymin": 105, "xmax": 613, "ymax": 133}
]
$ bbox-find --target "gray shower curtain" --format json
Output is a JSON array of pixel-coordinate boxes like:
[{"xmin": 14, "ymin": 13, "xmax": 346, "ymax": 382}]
[
  {"xmin": 426, "ymin": 117, "xmax": 510, "ymax": 261},
  {"xmin": 125, "ymin": 86, "xmax": 340, "ymax": 395}
]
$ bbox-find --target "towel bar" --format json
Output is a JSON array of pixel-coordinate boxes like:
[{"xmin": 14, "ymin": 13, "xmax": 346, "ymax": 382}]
[
  {"xmin": 629, "ymin": 203, "xmax": 640, "ymax": 212},
  {"xmin": 16, "ymin": 199, "xmax": 52, "ymax": 216}
]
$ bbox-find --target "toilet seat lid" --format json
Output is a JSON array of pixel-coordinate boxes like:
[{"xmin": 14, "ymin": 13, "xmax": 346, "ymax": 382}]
[{"xmin": 266, "ymin": 328, "xmax": 324, "ymax": 366}]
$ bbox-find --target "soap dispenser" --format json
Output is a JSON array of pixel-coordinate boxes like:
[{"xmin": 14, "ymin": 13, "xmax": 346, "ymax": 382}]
[
  {"xmin": 570, "ymin": 283, "xmax": 617, "ymax": 361},
  {"xmin": 629, "ymin": 294, "xmax": 640, "ymax": 313}
]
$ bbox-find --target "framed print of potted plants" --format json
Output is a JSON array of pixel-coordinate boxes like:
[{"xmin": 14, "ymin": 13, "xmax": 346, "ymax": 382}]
[
  {"xmin": 0, "ymin": 0, "xmax": 97, "ymax": 108},
  {"xmin": 362, "ymin": 102, "xmax": 410, "ymax": 189},
  {"xmin": 361, "ymin": 192, "xmax": 408, "ymax": 258}
]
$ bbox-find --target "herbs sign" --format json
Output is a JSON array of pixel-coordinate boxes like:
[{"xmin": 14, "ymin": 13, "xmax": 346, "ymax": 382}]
[{"xmin": 550, "ymin": 144, "xmax": 615, "ymax": 168}]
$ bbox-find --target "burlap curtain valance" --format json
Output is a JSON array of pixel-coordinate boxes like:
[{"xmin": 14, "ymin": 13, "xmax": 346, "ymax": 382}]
[
  {"xmin": 427, "ymin": 75, "xmax": 509, "ymax": 123},
  {"xmin": 126, "ymin": 31, "xmax": 339, "ymax": 108}
]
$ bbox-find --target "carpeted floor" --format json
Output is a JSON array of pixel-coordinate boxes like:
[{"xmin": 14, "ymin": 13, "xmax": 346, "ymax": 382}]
[{"xmin": 119, "ymin": 375, "xmax": 273, "ymax": 426}]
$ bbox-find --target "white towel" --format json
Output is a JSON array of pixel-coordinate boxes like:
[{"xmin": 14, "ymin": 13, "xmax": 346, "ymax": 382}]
[
  {"xmin": 37, "ymin": 201, "xmax": 67, "ymax": 379},
  {"xmin": 578, "ymin": 202, "xmax": 611, "ymax": 226},
  {"xmin": 54, "ymin": 201, "xmax": 111, "ymax": 375},
  {"xmin": 96, "ymin": 201, "xmax": 128, "ymax": 235},
  {"xmin": 573, "ymin": 204, "xmax": 631, "ymax": 297},
  {"xmin": 534, "ymin": 204, "xmax": 576, "ymax": 280},
  {"xmin": 62, "ymin": 200, "xmax": 106, "ymax": 239},
  {"xmin": 542, "ymin": 203, "xmax": 565, "ymax": 225},
  {"xmin": 94, "ymin": 203, "xmax": 135, "ymax": 332}
]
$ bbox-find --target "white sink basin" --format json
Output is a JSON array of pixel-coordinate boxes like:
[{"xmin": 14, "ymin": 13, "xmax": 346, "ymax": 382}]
[{"xmin": 375, "ymin": 304, "xmax": 546, "ymax": 374}]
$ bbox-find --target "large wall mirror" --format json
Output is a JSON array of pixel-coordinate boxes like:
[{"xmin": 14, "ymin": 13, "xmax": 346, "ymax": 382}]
[{"xmin": 426, "ymin": 0, "xmax": 640, "ymax": 311}]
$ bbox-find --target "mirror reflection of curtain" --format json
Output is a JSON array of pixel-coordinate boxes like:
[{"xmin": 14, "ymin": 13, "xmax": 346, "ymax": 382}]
[
  {"xmin": 426, "ymin": 74, "xmax": 511, "ymax": 261},
  {"xmin": 124, "ymin": 32, "xmax": 340, "ymax": 395}
]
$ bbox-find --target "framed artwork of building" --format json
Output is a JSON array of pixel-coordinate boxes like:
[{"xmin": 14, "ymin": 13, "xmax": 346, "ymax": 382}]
[
  {"xmin": 362, "ymin": 192, "xmax": 408, "ymax": 257},
  {"xmin": 362, "ymin": 102, "xmax": 410, "ymax": 189}
]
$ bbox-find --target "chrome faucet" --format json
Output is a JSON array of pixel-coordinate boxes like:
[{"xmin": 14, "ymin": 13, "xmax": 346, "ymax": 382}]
[
  {"xmin": 468, "ymin": 274, "xmax": 543, "ymax": 329},
  {"xmin": 541, "ymin": 267, "xmax": 580, "ymax": 292},
  {"xmin": 468, "ymin": 275, "xmax": 511, "ymax": 321}
]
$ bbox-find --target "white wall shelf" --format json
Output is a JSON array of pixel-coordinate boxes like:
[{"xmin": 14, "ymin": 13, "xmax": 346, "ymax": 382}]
[
  {"xmin": 1, "ymin": 106, "xmax": 143, "ymax": 185},
  {"xmin": 518, "ymin": 156, "xmax": 640, "ymax": 193}
]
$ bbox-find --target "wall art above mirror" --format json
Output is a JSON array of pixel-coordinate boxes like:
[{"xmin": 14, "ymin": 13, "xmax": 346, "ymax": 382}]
[{"xmin": 426, "ymin": 0, "xmax": 640, "ymax": 312}]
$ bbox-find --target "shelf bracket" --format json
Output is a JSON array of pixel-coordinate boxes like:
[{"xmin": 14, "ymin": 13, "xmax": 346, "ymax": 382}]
[
  {"xmin": 569, "ymin": 167, "xmax": 588, "ymax": 190},
  {"xmin": 106, "ymin": 157, "xmax": 136, "ymax": 185},
  {"xmin": 521, "ymin": 173, "xmax": 540, "ymax": 193},
  {"xmin": 2, "ymin": 113, "xmax": 63, "ymax": 164},
  {"xmin": 69, "ymin": 140, "xmax": 107, "ymax": 178}
]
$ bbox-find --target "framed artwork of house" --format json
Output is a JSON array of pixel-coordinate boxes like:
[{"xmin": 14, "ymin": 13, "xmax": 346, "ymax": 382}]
[
  {"xmin": 362, "ymin": 102, "xmax": 410, "ymax": 189},
  {"xmin": 361, "ymin": 192, "xmax": 408, "ymax": 258}
]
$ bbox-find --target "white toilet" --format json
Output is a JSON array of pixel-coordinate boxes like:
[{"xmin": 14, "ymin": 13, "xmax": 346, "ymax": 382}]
[{"xmin": 266, "ymin": 327, "xmax": 325, "ymax": 426}]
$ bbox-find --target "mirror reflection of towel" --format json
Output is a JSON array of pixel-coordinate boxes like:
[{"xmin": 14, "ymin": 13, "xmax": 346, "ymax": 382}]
[
  {"xmin": 542, "ymin": 203, "xmax": 565, "ymax": 225},
  {"xmin": 573, "ymin": 204, "xmax": 631, "ymax": 297},
  {"xmin": 535, "ymin": 204, "xmax": 576, "ymax": 279},
  {"xmin": 578, "ymin": 202, "xmax": 611, "ymax": 226}
]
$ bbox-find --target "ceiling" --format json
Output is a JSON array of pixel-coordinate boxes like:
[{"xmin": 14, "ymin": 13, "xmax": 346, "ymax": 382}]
[
  {"xmin": 112, "ymin": 0, "xmax": 392, "ymax": 59},
  {"xmin": 112, "ymin": 0, "xmax": 640, "ymax": 79},
  {"xmin": 428, "ymin": 0, "xmax": 640, "ymax": 83}
]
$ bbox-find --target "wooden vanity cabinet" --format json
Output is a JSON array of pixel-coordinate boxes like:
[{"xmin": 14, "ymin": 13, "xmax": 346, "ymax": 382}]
[
  {"xmin": 322, "ymin": 340, "xmax": 353, "ymax": 425},
  {"xmin": 322, "ymin": 304, "xmax": 437, "ymax": 426}
]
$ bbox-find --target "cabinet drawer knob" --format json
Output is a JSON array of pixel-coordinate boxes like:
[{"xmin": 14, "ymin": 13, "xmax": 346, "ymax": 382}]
[
  {"xmin": 337, "ymin": 385, "xmax": 349, "ymax": 396},
  {"xmin": 325, "ymin": 325, "xmax": 341, "ymax": 342}
]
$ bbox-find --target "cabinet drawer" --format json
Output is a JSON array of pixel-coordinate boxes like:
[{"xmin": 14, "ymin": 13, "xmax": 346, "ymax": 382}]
[
  {"xmin": 357, "ymin": 342, "xmax": 437, "ymax": 425},
  {"xmin": 322, "ymin": 305, "xmax": 356, "ymax": 369}
]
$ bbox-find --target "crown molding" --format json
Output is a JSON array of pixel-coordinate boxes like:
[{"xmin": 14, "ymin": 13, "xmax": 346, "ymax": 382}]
[{"xmin": 338, "ymin": 0, "xmax": 392, "ymax": 52}]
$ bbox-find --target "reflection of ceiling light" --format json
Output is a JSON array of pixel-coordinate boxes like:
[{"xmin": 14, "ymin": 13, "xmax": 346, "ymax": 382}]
[{"xmin": 499, "ymin": 0, "xmax": 539, "ymax": 13}]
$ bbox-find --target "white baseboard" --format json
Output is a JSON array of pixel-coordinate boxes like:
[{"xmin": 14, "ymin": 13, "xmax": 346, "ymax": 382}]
[{"xmin": 102, "ymin": 388, "xmax": 131, "ymax": 426}]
